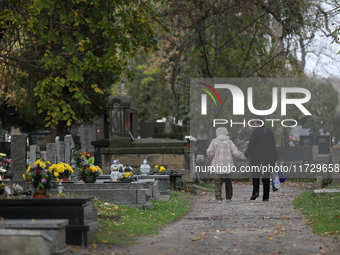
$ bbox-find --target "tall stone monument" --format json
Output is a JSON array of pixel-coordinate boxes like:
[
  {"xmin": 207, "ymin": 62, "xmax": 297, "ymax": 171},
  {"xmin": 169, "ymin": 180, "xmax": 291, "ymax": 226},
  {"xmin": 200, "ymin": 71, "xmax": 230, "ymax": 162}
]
[{"xmin": 11, "ymin": 134, "xmax": 27, "ymax": 183}]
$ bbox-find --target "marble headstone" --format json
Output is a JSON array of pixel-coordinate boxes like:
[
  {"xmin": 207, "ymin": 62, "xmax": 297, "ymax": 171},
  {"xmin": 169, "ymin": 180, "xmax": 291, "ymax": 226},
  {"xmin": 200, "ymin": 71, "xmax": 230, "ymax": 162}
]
[
  {"xmin": 30, "ymin": 145, "xmax": 40, "ymax": 166},
  {"xmin": 55, "ymin": 136, "xmax": 60, "ymax": 163},
  {"xmin": 40, "ymin": 151, "xmax": 47, "ymax": 162},
  {"xmin": 11, "ymin": 134, "xmax": 27, "ymax": 182},
  {"xmin": 59, "ymin": 141, "xmax": 64, "ymax": 163},
  {"xmin": 46, "ymin": 143, "xmax": 56, "ymax": 165},
  {"xmin": 64, "ymin": 135, "xmax": 75, "ymax": 165}
]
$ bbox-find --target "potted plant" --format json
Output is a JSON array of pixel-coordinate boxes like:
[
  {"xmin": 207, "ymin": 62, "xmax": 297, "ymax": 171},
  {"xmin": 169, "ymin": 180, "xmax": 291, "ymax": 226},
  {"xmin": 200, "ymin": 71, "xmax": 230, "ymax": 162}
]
[
  {"xmin": 49, "ymin": 162, "xmax": 74, "ymax": 181},
  {"xmin": 26, "ymin": 159, "xmax": 53, "ymax": 196},
  {"xmin": 78, "ymin": 156, "xmax": 103, "ymax": 183}
]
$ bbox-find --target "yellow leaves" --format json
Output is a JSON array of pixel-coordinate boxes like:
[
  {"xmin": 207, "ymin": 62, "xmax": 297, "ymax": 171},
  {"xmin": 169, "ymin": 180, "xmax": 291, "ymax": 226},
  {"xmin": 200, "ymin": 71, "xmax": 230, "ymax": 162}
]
[
  {"xmin": 67, "ymin": 119, "xmax": 72, "ymax": 126},
  {"xmin": 91, "ymin": 84, "xmax": 104, "ymax": 94}
]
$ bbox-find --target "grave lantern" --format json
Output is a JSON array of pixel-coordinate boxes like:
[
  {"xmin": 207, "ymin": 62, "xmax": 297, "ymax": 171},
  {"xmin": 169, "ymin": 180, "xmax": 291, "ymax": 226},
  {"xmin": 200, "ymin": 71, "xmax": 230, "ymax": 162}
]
[
  {"xmin": 58, "ymin": 181, "xmax": 64, "ymax": 194},
  {"xmin": 140, "ymin": 158, "xmax": 150, "ymax": 175},
  {"xmin": 110, "ymin": 159, "xmax": 121, "ymax": 181},
  {"xmin": 122, "ymin": 166, "xmax": 134, "ymax": 178}
]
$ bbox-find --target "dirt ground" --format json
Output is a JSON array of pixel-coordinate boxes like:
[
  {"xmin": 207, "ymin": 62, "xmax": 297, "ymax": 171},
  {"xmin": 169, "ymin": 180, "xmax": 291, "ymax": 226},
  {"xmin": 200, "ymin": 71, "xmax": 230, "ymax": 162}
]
[{"xmin": 74, "ymin": 182, "xmax": 340, "ymax": 255}]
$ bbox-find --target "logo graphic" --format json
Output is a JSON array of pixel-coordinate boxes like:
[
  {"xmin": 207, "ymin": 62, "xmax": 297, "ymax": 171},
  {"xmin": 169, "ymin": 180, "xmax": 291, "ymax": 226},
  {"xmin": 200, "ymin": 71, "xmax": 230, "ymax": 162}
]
[
  {"xmin": 199, "ymin": 83, "xmax": 311, "ymax": 117},
  {"xmin": 197, "ymin": 82, "xmax": 222, "ymax": 115}
]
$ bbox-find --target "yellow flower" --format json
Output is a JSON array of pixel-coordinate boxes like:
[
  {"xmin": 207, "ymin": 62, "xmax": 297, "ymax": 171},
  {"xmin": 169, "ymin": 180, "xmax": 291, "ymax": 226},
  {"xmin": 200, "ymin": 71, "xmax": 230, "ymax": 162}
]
[
  {"xmin": 39, "ymin": 162, "xmax": 46, "ymax": 169},
  {"xmin": 46, "ymin": 161, "xmax": 51, "ymax": 165},
  {"xmin": 155, "ymin": 165, "xmax": 159, "ymax": 169},
  {"xmin": 159, "ymin": 166, "xmax": 165, "ymax": 172},
  {"xmin": 22, "ymin": 174, "xmax": 25, "ymax": 180},
  {"xmin": 26, "ymin": 165, "xmax": 31, "ymax": 173},
  {"xmin": 0, "ymin": 153, "xmax": 6, "ymax": 157}
]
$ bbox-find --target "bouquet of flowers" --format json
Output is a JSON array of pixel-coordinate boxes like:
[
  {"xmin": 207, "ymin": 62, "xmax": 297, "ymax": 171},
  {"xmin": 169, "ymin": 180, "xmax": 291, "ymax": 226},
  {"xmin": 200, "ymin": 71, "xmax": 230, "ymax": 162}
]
[
  {"xmin": 0, "ymin": 153, "xmax": 11, "ymax": 175},
  {"xmin": 49, "ymin": 162, "xmax": 74, "ymax": 181},
  {"xmin": 78, "ymin": 156, "xmax": 103, "ymax": 179},
  {"xmin": 26, "ymin": 159, "xmax": 53, "ymax": 190}
]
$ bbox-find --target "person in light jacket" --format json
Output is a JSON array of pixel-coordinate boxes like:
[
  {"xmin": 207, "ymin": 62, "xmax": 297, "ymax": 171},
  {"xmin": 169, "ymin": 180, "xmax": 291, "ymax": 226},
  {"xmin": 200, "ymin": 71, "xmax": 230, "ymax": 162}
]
[{"xmin": 207, "ymin": 127, "xmax": 246, "ymax": 204}]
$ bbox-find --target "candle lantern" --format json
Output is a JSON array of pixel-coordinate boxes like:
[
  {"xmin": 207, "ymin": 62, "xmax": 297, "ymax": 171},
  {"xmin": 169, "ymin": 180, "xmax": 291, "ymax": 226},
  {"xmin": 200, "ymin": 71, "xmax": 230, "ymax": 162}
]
[
  {"xmin": 110, "ymin": 159, "xmax": 121, "ymax": 181},
  {"xmin": 140, "ymin": 159, "xmax": 150, "ymax": 175},
  {"xmin": 122, "ymin": 166, "xmax": 134, "ymax": 178},
  {"xmin": 58, "ymin": 181, "xmax": 64, "ymax": 194}
]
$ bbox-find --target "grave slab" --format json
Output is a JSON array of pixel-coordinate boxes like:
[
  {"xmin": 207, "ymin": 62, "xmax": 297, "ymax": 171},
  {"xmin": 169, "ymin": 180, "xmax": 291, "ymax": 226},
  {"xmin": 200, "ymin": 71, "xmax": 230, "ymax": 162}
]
[{"xmin": 314, "ymin": 189, "xmax": 340, "ymax": 196}]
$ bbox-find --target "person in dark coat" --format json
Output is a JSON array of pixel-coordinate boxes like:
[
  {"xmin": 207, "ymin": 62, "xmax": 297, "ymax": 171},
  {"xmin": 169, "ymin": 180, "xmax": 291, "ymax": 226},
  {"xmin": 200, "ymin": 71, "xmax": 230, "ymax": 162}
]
[{"xmin": 244, "ymin": 117, "xmax": 277, "ymax": 201}]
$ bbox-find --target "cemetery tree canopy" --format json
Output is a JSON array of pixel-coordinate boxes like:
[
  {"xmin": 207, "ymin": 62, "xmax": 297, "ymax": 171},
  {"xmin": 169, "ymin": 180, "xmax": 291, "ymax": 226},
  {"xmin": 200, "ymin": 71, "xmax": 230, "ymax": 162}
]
[{"xmin": 0, "ymin": 0, "xmax": 162, "ymax": 135}]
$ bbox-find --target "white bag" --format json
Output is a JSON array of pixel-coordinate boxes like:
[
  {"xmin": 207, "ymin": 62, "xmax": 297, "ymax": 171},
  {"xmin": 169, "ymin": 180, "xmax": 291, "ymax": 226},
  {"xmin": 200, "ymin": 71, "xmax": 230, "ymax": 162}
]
[{"xmin": 272, "ymin": 172, "xmax": 280, "ymax": 192}]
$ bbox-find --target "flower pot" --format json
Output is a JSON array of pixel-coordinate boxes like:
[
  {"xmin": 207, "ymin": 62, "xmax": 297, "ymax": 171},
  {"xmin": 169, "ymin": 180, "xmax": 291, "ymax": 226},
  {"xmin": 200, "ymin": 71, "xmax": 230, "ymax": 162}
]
[
  {"xmin": 33, "ymin": 188, "xmax": 50, "ymax": 198},
  {"xmin": 83, "ymin": 176, "xmax": 96, "ymax": 183},
  {"xmin": 34, "ymin": 188, "xmax": 46, "ymax": 196}
]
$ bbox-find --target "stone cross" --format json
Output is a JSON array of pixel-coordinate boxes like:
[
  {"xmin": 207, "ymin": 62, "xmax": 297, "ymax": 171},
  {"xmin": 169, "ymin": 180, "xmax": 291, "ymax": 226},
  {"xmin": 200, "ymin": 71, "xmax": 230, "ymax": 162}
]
[{"xmin": 11, "ymin": 134, "xmax": 27, "ymax": 183}]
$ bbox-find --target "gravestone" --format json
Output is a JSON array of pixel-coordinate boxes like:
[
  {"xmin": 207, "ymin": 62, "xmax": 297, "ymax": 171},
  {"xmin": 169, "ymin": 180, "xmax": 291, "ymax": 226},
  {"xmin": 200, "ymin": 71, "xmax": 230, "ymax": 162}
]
[
  {"xmin": 27, "ymin": 132, "xmax": 50, "ymax": 146},
  {"xmin": 46, "ymin": 143, "xmax": 56, "ymax": 165},
  {"xmin": 0, "ymin": 142, "xmax": 11, "ymax": 156},
  {"xmin": 299, "ymin": 135, "xmax": 314, "ymax": 146},
  {"xmin": 11, "ymin": 135, "xmax": 27, "ymax": 183},
  {"xmin": 315, "ymin": 135, "xmax": 331, "ymax": 154},
  {"xmin": 40, "ymin": 151, "xmax": 47, "ymax": 162},
  {"xmin": 59, "ymin": 141, "xmax": 64, "ymax": 163},
  {"xmin": 55, "ymin": 136, "xmax": 61, "ymax": 163},
  {"xmin": 30, "ymin": 145, "xmax": 40, "ymax": 166},
  {"xmin": 64, "ymin": 135, "xmax": 75, "ymax": 165}
]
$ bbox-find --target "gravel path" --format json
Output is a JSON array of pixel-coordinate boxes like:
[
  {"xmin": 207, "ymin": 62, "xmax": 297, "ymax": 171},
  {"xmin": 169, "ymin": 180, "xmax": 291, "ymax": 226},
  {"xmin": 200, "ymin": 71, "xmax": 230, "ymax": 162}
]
[{"xmin": 83, "ymin": 182, "xmax": 340, "ymax": 255}]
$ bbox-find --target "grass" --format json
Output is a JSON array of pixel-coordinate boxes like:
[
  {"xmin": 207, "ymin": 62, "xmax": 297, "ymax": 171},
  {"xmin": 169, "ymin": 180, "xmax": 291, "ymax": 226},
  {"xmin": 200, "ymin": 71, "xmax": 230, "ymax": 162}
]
[
  {"xmin": 88, "ymin": 190, "xmax": 194, "ymax": 245},
  {"xmin": 195, "ymin": 182, "xmax": 214, "ymax": 190},
  {"xmin": 288, "ymin": 178, "xmax": 315, "ymax": 183},
  {"xmin": 293, "ymin": 190, "xmax": 340, "ymax": 235}
]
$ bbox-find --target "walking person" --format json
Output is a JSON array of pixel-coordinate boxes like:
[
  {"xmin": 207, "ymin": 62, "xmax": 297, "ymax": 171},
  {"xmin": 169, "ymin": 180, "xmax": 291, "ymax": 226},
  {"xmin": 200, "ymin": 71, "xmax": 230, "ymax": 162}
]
[
  {"xmin": 245, "ymin": 117, "xmax": 277, "ymax": 201},
  {"xmin": 207, "ymin": 127, "xmax": 247, "ymax": 204}
]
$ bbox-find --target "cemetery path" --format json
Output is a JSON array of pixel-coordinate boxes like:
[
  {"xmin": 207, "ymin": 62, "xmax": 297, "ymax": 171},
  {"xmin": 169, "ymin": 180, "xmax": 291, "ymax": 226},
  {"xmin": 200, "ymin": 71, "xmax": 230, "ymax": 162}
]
[{"xmin": 85, "ymin": 182, "xmax": 340, "ymax": 255}]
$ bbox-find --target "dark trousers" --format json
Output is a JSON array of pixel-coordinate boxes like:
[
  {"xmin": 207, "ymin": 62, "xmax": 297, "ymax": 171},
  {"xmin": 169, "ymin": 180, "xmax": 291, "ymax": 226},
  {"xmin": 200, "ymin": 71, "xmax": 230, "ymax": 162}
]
[
  {"xmin": 214, "ymin": 174, "xmax": 233, "ymax": 200},
  {"xmin": 252, "ymin": 177, "xmax": 270, "ymax": 200}
]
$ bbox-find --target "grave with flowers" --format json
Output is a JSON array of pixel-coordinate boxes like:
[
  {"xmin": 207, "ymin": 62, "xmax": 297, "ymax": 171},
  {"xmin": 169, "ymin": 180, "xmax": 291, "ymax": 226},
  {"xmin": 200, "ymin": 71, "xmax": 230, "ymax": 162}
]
[{"xmin": 0, "ymin": 135, "xmax": 98, "ymax": 248}]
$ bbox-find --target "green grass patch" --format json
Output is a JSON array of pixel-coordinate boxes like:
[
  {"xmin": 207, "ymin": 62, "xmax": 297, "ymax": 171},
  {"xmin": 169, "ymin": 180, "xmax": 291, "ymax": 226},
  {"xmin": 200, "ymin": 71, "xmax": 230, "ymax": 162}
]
[
  {"xmin": 288, "ymin": 178, "xmax": 315, "ymax": 183},
  {"xmin": 88, "ymin": 190, "xmax": 193, "ymax": 245},
  {"xmin": 293, "ymin": 190, "xmax": 340, "ymax": 235},
  {"xmin": 196, "ymin": 182, "xmax": 214, "ymax": 190}
]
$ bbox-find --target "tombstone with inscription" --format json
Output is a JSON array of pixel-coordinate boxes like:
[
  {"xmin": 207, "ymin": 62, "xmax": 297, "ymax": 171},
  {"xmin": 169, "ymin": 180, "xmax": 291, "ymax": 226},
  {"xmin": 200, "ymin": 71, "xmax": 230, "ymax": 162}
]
[
  {"xmin": 27, "ymin": 132, "xmax": 51, "ymax": 146},
  {"xmin": 299, "ymin": 136, "xmax": 315, "ymax": 146},
  {"xmin": 315, "ymin": 135, "xmax": 331, "ymax": 154}
]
